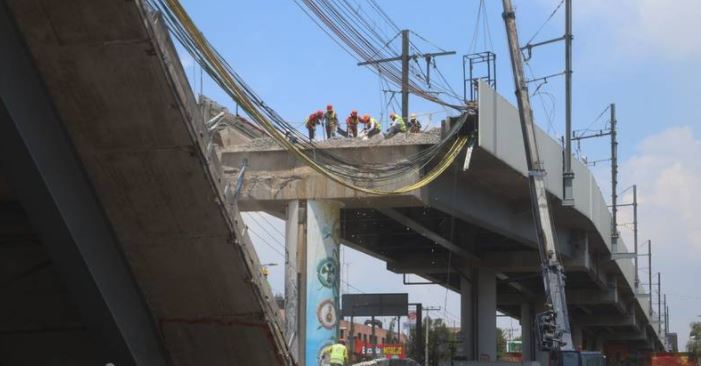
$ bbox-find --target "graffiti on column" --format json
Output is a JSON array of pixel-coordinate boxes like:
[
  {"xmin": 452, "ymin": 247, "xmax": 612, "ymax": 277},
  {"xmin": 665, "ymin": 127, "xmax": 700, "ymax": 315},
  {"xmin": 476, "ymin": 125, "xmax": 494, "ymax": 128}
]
[{"xmin": 306, "ymin": 201, "xmax": 341, "ymax": 366}]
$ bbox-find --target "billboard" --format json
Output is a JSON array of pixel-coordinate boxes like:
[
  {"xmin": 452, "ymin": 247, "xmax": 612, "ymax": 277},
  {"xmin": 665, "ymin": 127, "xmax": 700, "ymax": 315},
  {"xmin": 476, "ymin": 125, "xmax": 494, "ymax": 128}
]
[{"xmin": 342, "ymin": 293, "xmax": 409, "ymax": 317}]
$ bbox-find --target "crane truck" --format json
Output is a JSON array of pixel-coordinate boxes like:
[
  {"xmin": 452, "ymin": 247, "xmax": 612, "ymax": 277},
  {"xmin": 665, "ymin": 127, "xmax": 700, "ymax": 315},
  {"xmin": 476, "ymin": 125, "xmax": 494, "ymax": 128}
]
[{"xmin": 500, "ymin": 1, "xmax": 606, "ymax": 365}]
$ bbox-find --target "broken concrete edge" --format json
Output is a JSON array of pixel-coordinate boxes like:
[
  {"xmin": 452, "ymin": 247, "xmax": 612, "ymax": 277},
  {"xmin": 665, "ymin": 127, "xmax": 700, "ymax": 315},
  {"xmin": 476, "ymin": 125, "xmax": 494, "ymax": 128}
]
[
  {"xmin": 221, "ymin": 128, "xmax": 442, "ymax": 153},
  {"xmin": 137, "ymin": 3, "xmax": 294, "ymax": 365}
]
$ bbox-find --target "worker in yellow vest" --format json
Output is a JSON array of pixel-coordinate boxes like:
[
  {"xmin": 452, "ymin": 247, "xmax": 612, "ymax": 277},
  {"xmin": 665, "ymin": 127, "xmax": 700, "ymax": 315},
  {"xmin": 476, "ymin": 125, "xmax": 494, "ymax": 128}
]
[
  {"xmin": 385, "ymin": 112, "xmax": 407, "ymax": 138},
  {"xmin": 324, "ymin": 104, "xmax": 338, "ymax": 139},
  {"xmin": 321, "ymin": 339, "xmax": 348, "ymax": 366}
]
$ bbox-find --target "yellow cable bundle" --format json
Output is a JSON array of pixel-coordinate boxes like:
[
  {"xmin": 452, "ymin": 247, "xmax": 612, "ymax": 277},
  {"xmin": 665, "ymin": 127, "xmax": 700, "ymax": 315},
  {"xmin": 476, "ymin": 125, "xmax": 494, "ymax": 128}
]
[{"xmin": 164, "ymin": 0, "xmax": 469, "ymax": 195}]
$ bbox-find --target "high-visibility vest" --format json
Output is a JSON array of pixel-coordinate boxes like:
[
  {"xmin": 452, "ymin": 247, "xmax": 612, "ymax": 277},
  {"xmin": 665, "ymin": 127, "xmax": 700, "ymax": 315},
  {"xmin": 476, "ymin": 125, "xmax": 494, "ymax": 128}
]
[
  {"xmin": 394, "ymin": 116, "xmax": 407, "ymax": 132},
  {"xmin": 364, "ymin": 118, "xmax": 379, "ymax": 131},
  {"xmin": 325, "ymin": 111, "xmax": 338, "ymax": 126},
  {"xmin": 329, "ymin": 343, "xmax": 347, "ymax": 364}
]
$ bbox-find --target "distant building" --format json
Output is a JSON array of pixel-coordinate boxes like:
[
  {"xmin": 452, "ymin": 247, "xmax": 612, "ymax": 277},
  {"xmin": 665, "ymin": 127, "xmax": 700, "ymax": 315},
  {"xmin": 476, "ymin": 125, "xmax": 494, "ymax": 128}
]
[
  {"xmin": 339, "ymin": 319, "xmax": 407, "ymax": 345},
  {"xmin": 667, "ymin": 333, "xmax": 679, "ymax": 352}
]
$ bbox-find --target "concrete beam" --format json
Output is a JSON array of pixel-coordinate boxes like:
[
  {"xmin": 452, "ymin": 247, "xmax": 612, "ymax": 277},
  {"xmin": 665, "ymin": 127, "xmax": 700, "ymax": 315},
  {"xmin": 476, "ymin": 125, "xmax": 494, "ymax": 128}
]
[
  {"xmin": 0, "ymin": 5, "xmax": 168, "ymax": 363},
  {"xmin": 576, "ymin": 313, "xmax": 639, "ymax": 329},
  {"xmin": 377, "ymin": 208, "xmax": 480, "ymax": 262}
]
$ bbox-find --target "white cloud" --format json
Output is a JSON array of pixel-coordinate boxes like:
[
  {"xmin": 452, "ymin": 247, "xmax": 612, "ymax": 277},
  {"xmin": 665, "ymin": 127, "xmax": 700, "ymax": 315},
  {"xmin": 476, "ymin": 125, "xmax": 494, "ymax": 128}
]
[
  {"xmin": 618, "ymin": 126, "xmax": 701, "ymax": 348},
  {"xmin": 577, "ymin": 0, "xmax": 701, "ymax": 59},
  {"xmin": 621, "ymin": 126, "xmax": 701, "ymax": 253}
]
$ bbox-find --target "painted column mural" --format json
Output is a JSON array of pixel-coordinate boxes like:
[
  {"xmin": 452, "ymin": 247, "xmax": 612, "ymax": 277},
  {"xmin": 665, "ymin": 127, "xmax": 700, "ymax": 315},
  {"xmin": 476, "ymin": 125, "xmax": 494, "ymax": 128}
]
[{"xmin": 305, "ymin": 201, "xmax": 341, "ymax": 365}]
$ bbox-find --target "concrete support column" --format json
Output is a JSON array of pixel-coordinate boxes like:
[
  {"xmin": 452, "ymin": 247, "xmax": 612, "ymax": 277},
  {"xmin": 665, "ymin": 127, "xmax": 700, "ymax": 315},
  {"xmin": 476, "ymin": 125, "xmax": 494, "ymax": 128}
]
[
  {"xmin": 304, "ymin": 201, "xmax": 342, "ymax": 364},
  {"xmin": 520, "ymin": 303, "xmax": 534, "ymax": 361},
  {"xmin": 476, "ymin": 267, "xmax": 497, "ymax": 361},
  {"xmin": 572, "ymin": 325, "xmax": 584, "ymax": 351},
  {"xmin": 285, "ymin": 200, "xmax": 342, "ymax": 365},
  {"xmin": 285, "ymin": 200, "xmax": 305, "ymax": 364},
  {"xmin": 460, "ymin": 275, "xmax": 474, "ymax": 360}
]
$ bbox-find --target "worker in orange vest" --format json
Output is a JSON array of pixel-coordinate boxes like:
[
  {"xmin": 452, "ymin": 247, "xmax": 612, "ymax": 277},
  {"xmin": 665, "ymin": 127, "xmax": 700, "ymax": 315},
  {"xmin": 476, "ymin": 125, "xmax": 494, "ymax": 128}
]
[
  {"xmin": 360, "ymin": 114, "xmax": 380, "ymax": 139},
  {"xmin": 305, "ymin": 110, "xmax": 323, "ymax": 140},
  {"xmin": 346, "ymin": 110, "xmax": 360, "ymax": 138}
]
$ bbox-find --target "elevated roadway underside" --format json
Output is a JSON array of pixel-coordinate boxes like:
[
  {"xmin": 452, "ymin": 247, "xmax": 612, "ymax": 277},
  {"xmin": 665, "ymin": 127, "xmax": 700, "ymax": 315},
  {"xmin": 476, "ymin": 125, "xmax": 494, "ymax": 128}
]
[{"xmin": 0, "ymin": 0, "xmax": 291, "ymax": 364}]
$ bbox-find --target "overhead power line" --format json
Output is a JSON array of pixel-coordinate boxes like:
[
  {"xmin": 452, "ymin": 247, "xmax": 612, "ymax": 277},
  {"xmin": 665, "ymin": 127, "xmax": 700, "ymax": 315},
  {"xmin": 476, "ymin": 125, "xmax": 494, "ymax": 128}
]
[{"xmin": 146, "ymin": 0, "xmax": 475, "ymax": 195}]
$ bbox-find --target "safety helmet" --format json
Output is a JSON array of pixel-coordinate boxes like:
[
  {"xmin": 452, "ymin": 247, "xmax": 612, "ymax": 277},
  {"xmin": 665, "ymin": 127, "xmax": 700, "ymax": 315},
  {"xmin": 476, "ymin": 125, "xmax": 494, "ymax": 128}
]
[
  {"xmin": 351, "ymin": 110, "xmax": 358, "ymax": 117},
  {"xmin": 390, "ymin": 112, "xmax": 397, "ymax": 120},
  {"xmin": 411, "ymin": 113, "xmax": 417, "ymax": 119},
  {"xmin": 316, "ymin": 110, "xmax": 324, "ymax": 118},
  {"xmin": 327, "ymin": 104, "xmax": 333, "ymax": 111},
  {"xmin": 362, "ymin": 114, "xmax": 370, "ymax": 123}
]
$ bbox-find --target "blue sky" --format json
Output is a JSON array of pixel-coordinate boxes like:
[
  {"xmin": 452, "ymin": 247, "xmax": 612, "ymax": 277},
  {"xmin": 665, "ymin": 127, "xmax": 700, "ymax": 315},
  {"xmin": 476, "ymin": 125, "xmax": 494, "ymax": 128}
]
[{"xmin": 178, "ymin": 0, "xmax": 701, "ymax": 348}]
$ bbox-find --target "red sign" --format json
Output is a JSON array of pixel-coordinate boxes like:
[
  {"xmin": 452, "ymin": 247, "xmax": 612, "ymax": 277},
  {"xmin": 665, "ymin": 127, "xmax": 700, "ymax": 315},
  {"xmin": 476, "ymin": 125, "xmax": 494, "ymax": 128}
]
[
  {"xmin": 650, "ymin": 353, "xmax": 697, "ymax": 366},
  {"xmin": 353, "ymin": 340, "xmax": 405, "ymax": 359}
]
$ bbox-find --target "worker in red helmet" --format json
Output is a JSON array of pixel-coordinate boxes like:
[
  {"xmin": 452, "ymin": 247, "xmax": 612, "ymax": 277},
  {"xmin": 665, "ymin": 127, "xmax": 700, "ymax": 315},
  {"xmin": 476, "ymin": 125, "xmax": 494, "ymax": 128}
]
[
  {"xmin": 324, "ymin": 104, "xmax": 338, "ymax": 139},
  {"xmin": 359, "ymin": 114, "xmax": 380, "ymax": 139},
  {"xmin": 346, "ymin": 110, "xmax": 360, "ymax": 138},
  {"xmin": 305, "ymin": 110, "xmax": 323, "ymax": 140}
]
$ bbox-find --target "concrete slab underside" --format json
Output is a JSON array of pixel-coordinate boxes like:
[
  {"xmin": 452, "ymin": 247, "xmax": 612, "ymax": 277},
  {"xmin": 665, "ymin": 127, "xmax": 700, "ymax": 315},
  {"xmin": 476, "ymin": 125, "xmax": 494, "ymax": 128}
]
[{"xmin": 5, "ymin": 0, "xmax": 291, "ymax": 364}]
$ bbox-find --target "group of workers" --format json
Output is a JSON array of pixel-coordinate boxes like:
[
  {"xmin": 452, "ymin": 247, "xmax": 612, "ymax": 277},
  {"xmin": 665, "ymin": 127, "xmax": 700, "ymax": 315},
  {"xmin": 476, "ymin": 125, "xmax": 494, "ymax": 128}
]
[{"xmin": 304, "ymin": 105, "xmax": 422, "ymax": 141}]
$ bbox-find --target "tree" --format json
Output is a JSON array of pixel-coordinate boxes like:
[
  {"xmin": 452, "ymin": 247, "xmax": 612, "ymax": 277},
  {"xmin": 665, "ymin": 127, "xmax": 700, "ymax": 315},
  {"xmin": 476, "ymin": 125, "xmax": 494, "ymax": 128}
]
[
  {"xmin": 497, "ymin": 328, "xmax": 507, "ymax": 359},
  {"xmin": 406, "ymin": 318, "xmax": 455, "ymax": 366},
  {"xmin": 687, "ymin": 322, "xmax": 701, "ymax": 358}
]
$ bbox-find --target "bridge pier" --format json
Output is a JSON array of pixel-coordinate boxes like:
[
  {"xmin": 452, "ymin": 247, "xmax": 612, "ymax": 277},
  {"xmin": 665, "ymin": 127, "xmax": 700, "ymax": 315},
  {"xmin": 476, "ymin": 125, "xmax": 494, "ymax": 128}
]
[
  {"xmin": 520, "ymin": 303, "xmax": 534, "ymax": 361},
  {"xmin": 459, "ymin": 268, "xmax": 498, "ymax": 361},
  {"xmin": 285, "ymin": 200, "xmax": 342, "ymax": 366}
]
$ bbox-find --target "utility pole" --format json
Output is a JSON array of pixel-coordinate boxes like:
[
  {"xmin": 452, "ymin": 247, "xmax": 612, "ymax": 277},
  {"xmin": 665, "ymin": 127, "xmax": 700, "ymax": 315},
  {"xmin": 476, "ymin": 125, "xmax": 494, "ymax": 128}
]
[
  {"xmin": 563, "ymin": 0, "xmax": 575, "ymax": 205},
  {"xmin": 401, "ymin": 29, "xmax": 410, "ymax": 122},
  {"xmin": 633, "ymin": 185, "xmax": 638, "ymax": 288},
  {"xmin": 358, "ymin": 30, "xmax": 455, "ymax": 122},
  {"xmin": 610, "ymin": 104, "xmax": 619, "ymax": 253},
  {"xmin": 664, "ymin": 294, "xmax": 668, "ymax": 334},
  {"xmin": 572, "ymin": 103, "xmax": 621, "ymax": 254},
  {"xmin": 423, "ymin": 306, "xmax": 440, "ymax": 366},
  {"xmin": 656, "ymin": 272, "xmax": 662, "ymax": 335},
  {"xmin": 502, "ymin": 0, "xmax": 573, "ymax": 351},
  {"xmin": 648, "ymin": 240, "xmax": 653, "ymax": 316},
  {"xmin": 425, "ymin": 316, "xmax": 430, "ymax": 366}
]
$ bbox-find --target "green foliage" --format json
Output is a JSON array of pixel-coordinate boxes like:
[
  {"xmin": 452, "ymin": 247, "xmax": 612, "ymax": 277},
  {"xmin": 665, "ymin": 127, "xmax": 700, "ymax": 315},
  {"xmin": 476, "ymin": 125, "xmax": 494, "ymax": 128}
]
[
  {"xmin": 406, "ymin": 318, "xmax": 456, "ymax": 366},
  {"xmin": 687, "ymin": 322, "xmax": 701, "ymax": 358},
  {"xmin": 497, "ymin": 328, "xmax": 507, "ymax": 359}
]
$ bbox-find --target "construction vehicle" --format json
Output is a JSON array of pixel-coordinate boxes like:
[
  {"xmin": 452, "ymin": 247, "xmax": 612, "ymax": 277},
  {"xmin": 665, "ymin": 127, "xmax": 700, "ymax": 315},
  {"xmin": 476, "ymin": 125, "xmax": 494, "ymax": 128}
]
[{"xmin": 500, "ymin": 0, "xmax": 606, "ymax": 365}]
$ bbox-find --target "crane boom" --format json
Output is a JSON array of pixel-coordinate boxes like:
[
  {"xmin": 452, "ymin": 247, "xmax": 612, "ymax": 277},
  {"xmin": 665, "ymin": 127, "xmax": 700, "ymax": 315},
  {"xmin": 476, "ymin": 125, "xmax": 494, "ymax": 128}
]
[{"xmin": 500, "ymin": 0, "xmax": 574, "ymax": 352}]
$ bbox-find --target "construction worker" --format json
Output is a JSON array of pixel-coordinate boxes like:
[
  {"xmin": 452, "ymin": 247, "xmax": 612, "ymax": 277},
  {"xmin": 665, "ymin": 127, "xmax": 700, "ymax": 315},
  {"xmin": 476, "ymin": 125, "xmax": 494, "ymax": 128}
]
[
  {"xmin": 305, "ymin": 110, "xmax": 323, "ymax": 140},
  {"xmin": 324, "ymin": 104, "xmax": 338, "ymax": 139},
  {"xmin": 346, "ymin": 110, "xmax": 360, "ymax": 138},
  {"xmin": 408, "ymin": 113, "xmax": 422, "ymax": 133},
  {"xmin": 385, "ymin": 112, "xmax": 407, "ymax": 138},
  {"xmin": 321, "ymin": 339, "xmax": 348, "ymax": 366},
  {"xmin": 359, "ymin": 114, "xmax": 380, "ymax": 139}
]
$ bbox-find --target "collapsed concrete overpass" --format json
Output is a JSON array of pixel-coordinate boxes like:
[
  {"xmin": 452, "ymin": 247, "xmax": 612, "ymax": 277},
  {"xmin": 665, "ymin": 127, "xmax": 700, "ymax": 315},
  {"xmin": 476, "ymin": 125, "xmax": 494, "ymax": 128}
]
[
  {"xmin": 0, "ymin": 0, "xmax": 670, "ymax": 364},
  {"xmin": 222, "ymin": 83, "xmax": 668, "ymax": 361},
  {"xmin": 0, "ymin": 0, "xmax": 291, "ymax": 364}
]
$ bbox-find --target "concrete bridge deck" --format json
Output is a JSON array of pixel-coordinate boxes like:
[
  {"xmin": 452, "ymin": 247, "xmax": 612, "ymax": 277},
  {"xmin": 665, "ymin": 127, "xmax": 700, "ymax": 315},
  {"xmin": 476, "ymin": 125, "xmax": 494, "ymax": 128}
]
[
  {"xmin": 0, "ymin": 0, "xmax": 290, "ymax": 364},
  {"xmin": 223, "ymin": 83, "xmax": 665, "ymax": 354}
]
